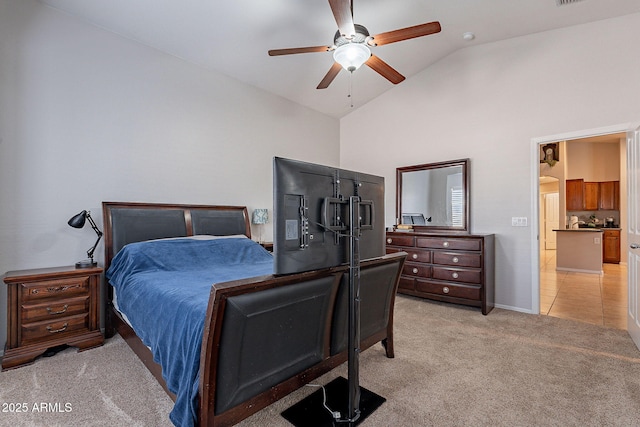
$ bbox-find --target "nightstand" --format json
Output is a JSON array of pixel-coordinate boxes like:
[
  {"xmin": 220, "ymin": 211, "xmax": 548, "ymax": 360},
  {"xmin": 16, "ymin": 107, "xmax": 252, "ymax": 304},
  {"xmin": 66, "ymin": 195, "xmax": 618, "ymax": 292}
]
[
  {"xmin": 260, "ymin": 242, "xmax": 273, "ymax": 252},
  {"xmin": 2, "ymin": 266, "xmax": 104, "ymax": 370}
]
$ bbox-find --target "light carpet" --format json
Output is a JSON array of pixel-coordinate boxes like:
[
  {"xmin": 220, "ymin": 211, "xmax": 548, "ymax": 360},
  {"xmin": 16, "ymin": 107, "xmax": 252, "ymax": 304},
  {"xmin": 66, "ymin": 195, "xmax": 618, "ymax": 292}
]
[{"xmin": 2, "ymin": 295, "xmax": 640, "ymax": 426}]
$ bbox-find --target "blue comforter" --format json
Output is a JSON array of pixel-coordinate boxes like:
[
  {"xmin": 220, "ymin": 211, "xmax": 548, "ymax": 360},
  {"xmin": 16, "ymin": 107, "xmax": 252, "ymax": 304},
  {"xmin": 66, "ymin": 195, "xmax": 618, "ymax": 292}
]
[{"xmin": 106, "ymin": 237, "xmax": 274, "ymax": 427}]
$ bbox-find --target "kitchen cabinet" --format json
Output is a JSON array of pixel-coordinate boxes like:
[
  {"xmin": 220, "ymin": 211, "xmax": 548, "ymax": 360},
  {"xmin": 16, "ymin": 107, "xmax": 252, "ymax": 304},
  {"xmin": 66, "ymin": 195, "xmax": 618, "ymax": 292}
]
[
  {"xmin": 603, "ymin": 229, "xmax": 621, "ymax": 264},
  {"xmin": 584, "ymin": 182, "xmax": 599, "ymax": 210},
  {"xmin": 566, "ymin": 179, "xmax": 584, "ymax": 211},
  {"xmin": 599, "ymin": 181, "xmax": 620, "ymax": 210},
  {"xmin": 566, "ymin": 179, "xmax": 620, "ymax": 211}
]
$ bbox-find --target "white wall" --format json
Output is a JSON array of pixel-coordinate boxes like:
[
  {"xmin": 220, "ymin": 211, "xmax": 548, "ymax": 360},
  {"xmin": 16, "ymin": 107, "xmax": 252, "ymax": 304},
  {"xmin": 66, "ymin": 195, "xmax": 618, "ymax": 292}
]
[
  {"xmin": 340, "ymin": 13, "xmax": 640, "ymax": 313},
  {"xmin": 0, "ymin": 0, "xmax": 339, "ymax": 350}
]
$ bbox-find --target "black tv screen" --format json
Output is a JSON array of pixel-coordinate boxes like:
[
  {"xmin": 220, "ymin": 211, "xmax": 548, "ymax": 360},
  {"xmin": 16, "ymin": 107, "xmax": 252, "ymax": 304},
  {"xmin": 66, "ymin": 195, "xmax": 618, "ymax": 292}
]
[{"xmin": 273, "ymin": 157, "xmax": 385, "ymax": 275}]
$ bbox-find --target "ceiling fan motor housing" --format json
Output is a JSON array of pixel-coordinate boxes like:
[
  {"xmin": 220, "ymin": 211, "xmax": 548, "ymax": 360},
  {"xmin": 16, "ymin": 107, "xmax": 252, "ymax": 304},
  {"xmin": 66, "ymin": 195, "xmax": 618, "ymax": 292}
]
[{"xmin": 334, "ymin": 24, "xmax": 371, "ymax": 47}]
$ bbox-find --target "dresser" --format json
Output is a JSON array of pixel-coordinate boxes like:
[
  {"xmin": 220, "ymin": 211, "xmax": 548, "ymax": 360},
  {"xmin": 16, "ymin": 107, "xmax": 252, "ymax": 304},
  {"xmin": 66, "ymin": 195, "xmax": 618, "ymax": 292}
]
[
  {"xmin": 386, "ymin": 231, "xmax": 495, "ymax": 315},
  {"xmin": 2, "ymin": 266, "xmax": 104, "ymax": 370}
]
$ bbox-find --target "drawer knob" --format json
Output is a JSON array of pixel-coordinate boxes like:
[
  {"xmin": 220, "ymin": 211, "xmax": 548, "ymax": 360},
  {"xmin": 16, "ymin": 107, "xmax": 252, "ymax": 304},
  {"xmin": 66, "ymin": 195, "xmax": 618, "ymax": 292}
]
[
  {"xmin": 412, "ymin": 268, "xmax": 419, "ymax": 274},
  {"xmin": 443, "ymin": 286, "xmax": 450, "ymax": 294},
  {"xmin": 452, "ymin": 257, "xmax": 459, "ymax": 263},
  {"xmin": 443, "ymin": 241, "xmax": 449, "ymax": 247},
  {"xmin": 452, "ymin": 272, "xmax": 459, "ymax": 279},
  {"xmin": 387, "ymin": 238, "xmax": 392, "ymax": 244},
  {"xmin": 46, "ymin": 304, "xmax": 69, "ymax": 315},
  {"xmin": 46, "ymin": 323, "xmax": 68, "ymax": 334},
  {"xmin": 412, "ymin": 253, "xmax": 418, "ymax": 259}
]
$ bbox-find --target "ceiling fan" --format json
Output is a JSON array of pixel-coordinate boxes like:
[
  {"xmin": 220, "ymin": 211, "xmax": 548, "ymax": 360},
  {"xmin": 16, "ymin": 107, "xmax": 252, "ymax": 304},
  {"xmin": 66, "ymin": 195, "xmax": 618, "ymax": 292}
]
[{"xmin": 268, "ymin": 0, "xmax": 441, "ymax": 89}]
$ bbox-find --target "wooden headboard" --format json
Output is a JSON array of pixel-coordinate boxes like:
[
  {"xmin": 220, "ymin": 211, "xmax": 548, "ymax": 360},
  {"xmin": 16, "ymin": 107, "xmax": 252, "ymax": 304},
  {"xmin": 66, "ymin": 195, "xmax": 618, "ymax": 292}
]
[{"xmin": 102, "ymin": 202, "xmax": 251, "ymax": 270}]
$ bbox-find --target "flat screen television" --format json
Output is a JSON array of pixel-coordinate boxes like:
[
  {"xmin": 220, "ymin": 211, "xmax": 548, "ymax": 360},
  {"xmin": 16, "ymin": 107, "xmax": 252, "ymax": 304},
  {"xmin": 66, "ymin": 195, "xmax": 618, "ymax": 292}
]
[{"xmin": 273, "ymin": 157, "xmax": 385, "ymax": 275}]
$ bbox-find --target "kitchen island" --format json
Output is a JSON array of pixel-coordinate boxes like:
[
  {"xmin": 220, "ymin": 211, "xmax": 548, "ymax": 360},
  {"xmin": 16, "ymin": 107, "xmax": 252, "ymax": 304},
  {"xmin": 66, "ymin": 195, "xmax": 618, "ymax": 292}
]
[{"xmin": 553, "ymin": 229, "xmax": 603, "ymax": 274}]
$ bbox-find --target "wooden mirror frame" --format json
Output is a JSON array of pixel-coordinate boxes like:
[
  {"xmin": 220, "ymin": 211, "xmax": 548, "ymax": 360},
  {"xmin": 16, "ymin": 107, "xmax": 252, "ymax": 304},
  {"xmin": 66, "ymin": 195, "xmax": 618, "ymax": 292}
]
[{"xmin": 396, "ymin": 158, "xmax": 470, "ymax": 233}]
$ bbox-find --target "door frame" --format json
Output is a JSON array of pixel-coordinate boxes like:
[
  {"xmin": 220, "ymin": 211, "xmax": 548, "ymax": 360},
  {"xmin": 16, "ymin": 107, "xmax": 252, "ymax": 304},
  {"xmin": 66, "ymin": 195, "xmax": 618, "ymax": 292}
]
[{"xmin": 531, "ymin": 122, "xmax": 638, "ymax": 315}]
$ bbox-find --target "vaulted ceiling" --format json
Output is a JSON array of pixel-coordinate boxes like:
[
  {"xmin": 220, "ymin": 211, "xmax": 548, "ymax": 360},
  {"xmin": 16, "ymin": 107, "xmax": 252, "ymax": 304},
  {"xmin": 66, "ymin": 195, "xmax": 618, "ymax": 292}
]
[{"xmin": 39, "ymin": 0, "xmax": 640, "ymax": 118}]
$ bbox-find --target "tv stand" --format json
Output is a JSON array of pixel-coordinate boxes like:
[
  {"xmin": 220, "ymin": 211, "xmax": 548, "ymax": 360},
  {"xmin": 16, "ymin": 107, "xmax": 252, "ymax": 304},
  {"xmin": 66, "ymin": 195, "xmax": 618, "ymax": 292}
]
[{"xmin": 282, "ymin": 195, "xmax": 386, "ymax": 425}]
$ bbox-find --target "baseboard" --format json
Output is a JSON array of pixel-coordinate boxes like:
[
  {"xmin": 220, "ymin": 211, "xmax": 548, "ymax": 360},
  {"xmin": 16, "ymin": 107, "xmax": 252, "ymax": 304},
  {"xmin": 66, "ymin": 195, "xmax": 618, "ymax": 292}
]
[{"xmin": 494, "ymin": 303, "xmax": 534, "ymax": 315}]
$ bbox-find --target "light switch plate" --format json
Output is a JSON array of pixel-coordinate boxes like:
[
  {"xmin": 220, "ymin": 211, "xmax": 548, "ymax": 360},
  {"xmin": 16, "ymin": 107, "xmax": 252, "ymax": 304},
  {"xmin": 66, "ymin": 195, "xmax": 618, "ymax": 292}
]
[{"xmin": 511, "ymin": 217, "xmax": 528, "ymax": 227}]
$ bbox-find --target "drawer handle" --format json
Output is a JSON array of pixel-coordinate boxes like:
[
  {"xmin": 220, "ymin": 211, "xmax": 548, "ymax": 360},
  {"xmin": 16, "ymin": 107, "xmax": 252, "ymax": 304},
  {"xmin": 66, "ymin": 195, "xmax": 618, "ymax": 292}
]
[
  {"xmin": 46, "ymin": 323, "xmax": 68, "ymax": 334},
  {"xmin": 387, "ymin": 238, "xmax": 392, "ymax": 244},
  {"xmin": 452, "ymin": 257, "xmax": 459, "ymax": 263},
  {"xmin": 46, "ymin": 285, "xmax": 72, "ymax": 293},
  {"xmin": 412, "ymin": 253, "xmax": 418, "ymax": 259},
  {"xmin": 452, "ymin": 272, "xmax": 459, "ymax": 279},
  {"xmin": 443, "ymin": 241, "xmax": 449, "ymax": 247},
  {"xmin": 46, "ymin": 304, "xmax": 69, "ymax": 315},
  {"xmin": 443, "ymin": 286, "xmax": 450, "ymax": 294},
  {"xmin": 412, "ymin": 268, "xmax": 419, "ymax": 274}
]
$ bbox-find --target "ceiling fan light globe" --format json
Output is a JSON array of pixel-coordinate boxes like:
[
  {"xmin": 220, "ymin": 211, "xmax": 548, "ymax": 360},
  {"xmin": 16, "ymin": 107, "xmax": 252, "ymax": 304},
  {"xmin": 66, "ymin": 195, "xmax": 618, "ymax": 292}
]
[{"xmin": 333, "ymin": 43, "xmax": 371, "ymax": 72}]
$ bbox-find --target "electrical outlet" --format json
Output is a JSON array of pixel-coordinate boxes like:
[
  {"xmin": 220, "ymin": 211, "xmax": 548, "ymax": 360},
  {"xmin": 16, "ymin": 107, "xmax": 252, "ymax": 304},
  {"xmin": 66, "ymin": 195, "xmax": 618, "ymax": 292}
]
[
  {"xmin": 511, "ymin": 217, "xmax": 528, "ymax": 227},
  {"xmin": 594, "ymin": 237, "xmax": 601, "ymax": 244}
]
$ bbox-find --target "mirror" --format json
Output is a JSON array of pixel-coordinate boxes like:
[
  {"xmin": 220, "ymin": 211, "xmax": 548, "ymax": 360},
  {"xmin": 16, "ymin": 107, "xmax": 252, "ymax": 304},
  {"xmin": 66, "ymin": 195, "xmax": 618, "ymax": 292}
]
[{"xmin": 396, "ymin": 158, "xmax": 469, "ymax": 232}]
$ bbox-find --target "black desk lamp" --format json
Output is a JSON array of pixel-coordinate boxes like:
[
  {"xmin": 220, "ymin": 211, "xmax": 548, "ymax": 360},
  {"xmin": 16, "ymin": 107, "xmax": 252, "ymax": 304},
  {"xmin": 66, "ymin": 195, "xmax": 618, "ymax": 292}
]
[{"xmin": 68, "ymin": 210, "xmax": 103, "ymax": 268}]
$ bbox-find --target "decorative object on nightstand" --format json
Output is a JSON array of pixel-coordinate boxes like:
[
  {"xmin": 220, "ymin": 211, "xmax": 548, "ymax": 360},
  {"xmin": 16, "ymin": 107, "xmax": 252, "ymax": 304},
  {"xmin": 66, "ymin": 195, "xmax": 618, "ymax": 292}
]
[
  {"xmin": 2, "ymin": 265, "xmax": 104, "ymax": 370},
  {"xmin": 252, "ymin": 208, "xmax": 269, "ymax": 244},
  {"xmin": 68, "ymin": 210, "xmax": 103, "ymax": 268}
]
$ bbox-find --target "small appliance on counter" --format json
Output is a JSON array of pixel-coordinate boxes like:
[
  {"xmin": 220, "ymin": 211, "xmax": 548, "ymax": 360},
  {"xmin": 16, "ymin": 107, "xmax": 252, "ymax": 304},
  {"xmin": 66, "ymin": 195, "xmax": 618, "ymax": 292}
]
[
  {"xmin": 569, "ymin": 215, "xmax": 579, "ymax": 229},
  {"xmin": 605, "ymin": 217, "xmax": 615, "ymax": 228}
]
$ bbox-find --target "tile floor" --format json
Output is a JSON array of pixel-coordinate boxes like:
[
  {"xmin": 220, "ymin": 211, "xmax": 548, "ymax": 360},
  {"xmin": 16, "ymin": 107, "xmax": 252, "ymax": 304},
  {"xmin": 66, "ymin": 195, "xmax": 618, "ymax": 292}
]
[{"xmin": 540, "ymin": 249, "xmax": 627, "ymax": 329}]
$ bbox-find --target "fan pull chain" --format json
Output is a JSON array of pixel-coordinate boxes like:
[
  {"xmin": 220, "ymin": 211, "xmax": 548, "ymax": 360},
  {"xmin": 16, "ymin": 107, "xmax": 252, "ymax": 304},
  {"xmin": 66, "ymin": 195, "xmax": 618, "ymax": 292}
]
[{"xmin": 348, "ymin": 71, "xmax": 354, "ymax": 108}]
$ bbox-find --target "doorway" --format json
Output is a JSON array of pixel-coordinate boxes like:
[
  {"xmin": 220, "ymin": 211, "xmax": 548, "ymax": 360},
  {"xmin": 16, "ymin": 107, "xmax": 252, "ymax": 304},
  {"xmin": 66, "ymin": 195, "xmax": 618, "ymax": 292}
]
[{"xmin": 532, "ymin": 126, "xmax": 628, "ymax": 329}]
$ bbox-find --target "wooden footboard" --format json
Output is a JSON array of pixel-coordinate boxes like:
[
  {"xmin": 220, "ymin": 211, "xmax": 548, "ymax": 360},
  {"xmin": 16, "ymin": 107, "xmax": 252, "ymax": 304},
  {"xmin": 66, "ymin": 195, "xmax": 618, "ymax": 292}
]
[{"xmin": 198, "ymin": 252, "xmax": 405, "ymax": 427}]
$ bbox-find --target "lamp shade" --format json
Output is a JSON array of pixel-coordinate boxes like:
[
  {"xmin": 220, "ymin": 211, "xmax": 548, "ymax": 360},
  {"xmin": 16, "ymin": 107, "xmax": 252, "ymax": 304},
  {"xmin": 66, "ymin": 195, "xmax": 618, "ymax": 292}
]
[
  {"xmin": 333, "ymin": 43, "xmax": 371, "ymax": 72},
  {"xmin": 252, "ymin": 209, "xmax": 268, "ymax": 225},
  {"xmin": 68, "ymin": 210, "xmax": 88, "ymax": 228}
]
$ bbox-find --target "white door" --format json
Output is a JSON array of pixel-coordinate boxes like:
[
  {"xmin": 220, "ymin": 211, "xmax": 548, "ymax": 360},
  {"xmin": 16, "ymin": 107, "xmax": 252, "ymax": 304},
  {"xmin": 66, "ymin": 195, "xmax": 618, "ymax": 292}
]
[
  {"xmin": 627, "ymin": 127, "xmax": 640, "ymax": 350},
  {"xmin": 544, "ymin": 193, "xmax": 559, "ymax": 250}
]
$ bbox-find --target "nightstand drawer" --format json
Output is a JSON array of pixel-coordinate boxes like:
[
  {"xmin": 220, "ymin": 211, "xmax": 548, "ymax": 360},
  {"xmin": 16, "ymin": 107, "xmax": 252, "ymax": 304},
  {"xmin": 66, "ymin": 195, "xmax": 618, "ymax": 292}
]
[
  {"xmin": 21, "ymin": 295, "xmax": 89, "ymax": 323},
  {"xmin": 20, "ymin": 277, "xmax": 90, "ymax": 301},
  {"xmin": 21, "ymin": 313, "xmax": 89, "ymax": 344}
]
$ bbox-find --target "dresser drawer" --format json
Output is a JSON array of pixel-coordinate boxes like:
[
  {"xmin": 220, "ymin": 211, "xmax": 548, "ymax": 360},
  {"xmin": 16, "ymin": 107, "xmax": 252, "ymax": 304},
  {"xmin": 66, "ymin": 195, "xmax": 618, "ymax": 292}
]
[
  {"xmin": 403, "ymin": 262, "xmax": 431, "ymax": 278},
  {"xmin": 416, "ymin": 237, "xmax": 481, "ymax": 251},
  {"xmin": 20, "ymin": 277, "xmax": 90, "ymax": 301},
  {"xmin": 20, "ymin": 313, "xmax": 89, "ymax": 345},
  {"xmin": 415, "ymin": 280, "xmax": 481, "ymax": 300},
  {"xmin": 404, "ymin": 249, "xmax": 431, "ymax": 263},
  {"xmin": 386, "ymin": 235, "xmax": 415, "ymax": 247},
  {"xmin": 21, "ymin": 295, "xmax": 89, "ymax": 323},
  {"xmin": 432, "ymin": 267, "xmax": 481, "ymax": 284},
  {"xmin": 398, "ymin": 276, "xmax": 416, "ymax": 291},
  {"xmin": 433, "ymin": 251, "xmax": 481, "ymax": 268}
]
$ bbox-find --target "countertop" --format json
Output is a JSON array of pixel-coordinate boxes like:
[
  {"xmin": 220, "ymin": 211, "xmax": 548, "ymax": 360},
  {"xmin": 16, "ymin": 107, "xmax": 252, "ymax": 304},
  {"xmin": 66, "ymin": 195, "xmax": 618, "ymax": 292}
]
[{"xmin": 554, "ymin": 228, "xmax": 603, "ymax": 232}]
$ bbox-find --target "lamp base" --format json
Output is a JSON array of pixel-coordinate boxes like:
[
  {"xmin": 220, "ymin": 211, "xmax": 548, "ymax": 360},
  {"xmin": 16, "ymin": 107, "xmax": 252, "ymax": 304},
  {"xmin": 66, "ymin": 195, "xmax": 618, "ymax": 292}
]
[
  {"xmin": 281, "ymin": 377, "xmax": 385, "ymax": 427},
  {"xmin": 75, "ymin": 259, "xmax": 97, "ymax": 268}
]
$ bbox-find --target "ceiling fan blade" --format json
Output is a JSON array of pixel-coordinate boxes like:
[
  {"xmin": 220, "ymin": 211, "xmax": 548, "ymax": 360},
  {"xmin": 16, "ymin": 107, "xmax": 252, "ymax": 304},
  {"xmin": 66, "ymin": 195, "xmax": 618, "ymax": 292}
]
[
  {"xmin": 369, "ymin": 21, "xmax": 441, "ymax": 46},
  {"xmin": 268, "ymin": 46, "xmax": 331, "ymax": 56},
  {"xmin": 317, "ymin": 62, "xmax": 343, "ymax": 89},
  {"xmin": 365, "ymin": 55, "xmax": 405, "ymax": 84},
  {"xmin": 329, "ymin": 0, "xmax": 355, "ymax": 38}
]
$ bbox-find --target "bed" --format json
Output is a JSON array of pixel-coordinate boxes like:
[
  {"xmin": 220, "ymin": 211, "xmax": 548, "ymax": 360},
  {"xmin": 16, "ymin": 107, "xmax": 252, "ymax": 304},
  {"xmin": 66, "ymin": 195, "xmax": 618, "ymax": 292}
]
[{"xmin": 102, "ymin": 201, "xmax": 406, "ymax": 427}]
